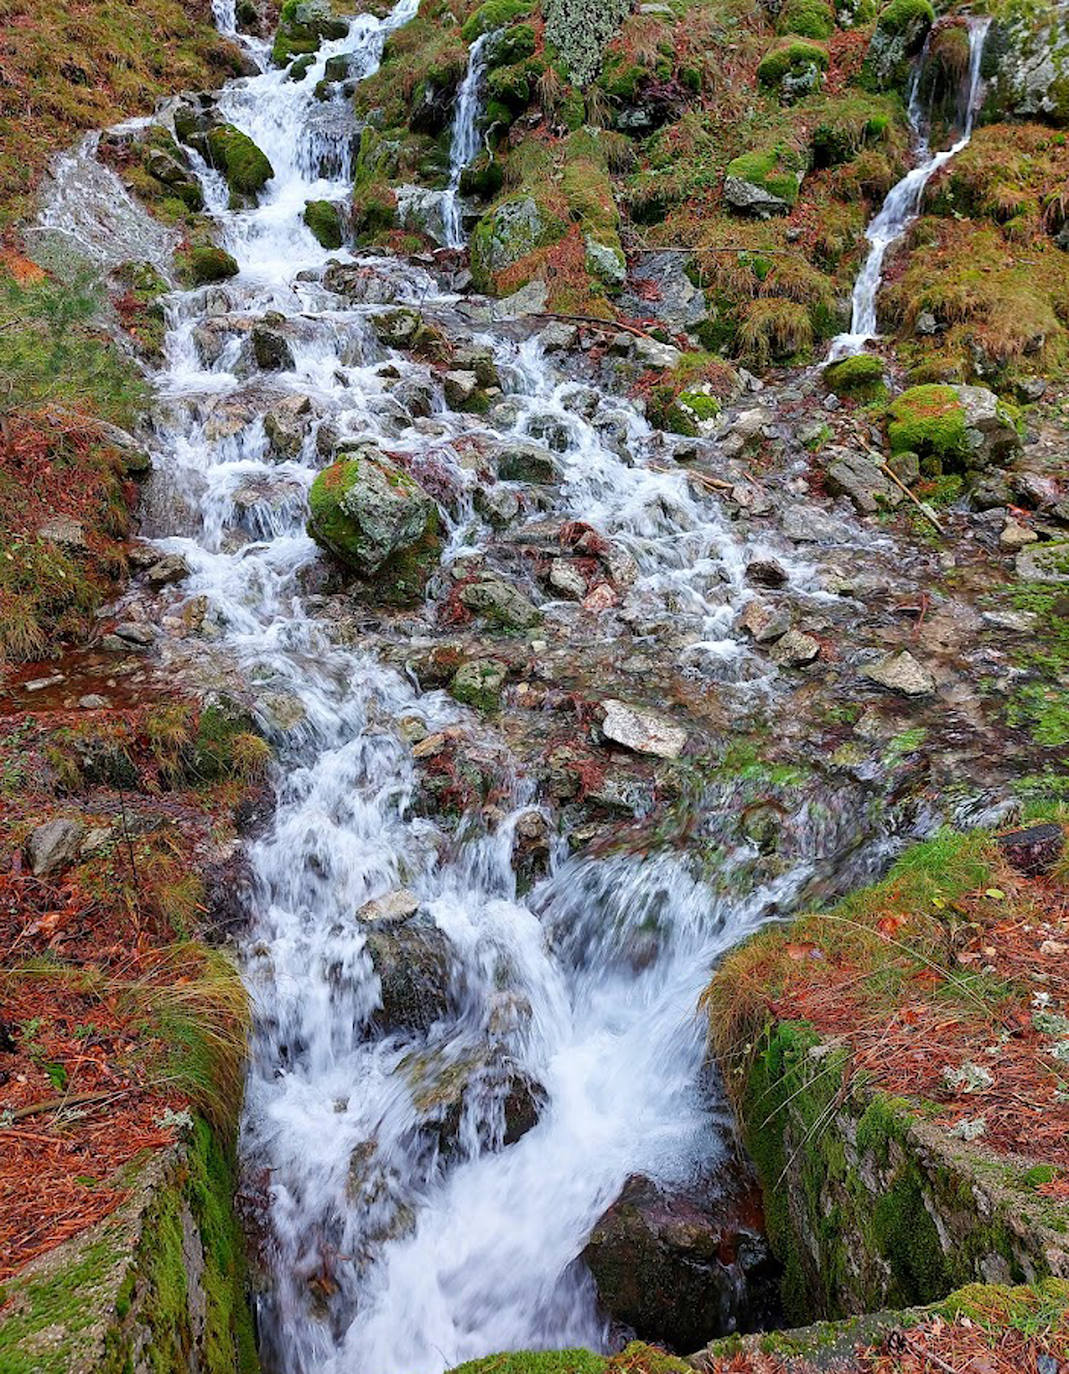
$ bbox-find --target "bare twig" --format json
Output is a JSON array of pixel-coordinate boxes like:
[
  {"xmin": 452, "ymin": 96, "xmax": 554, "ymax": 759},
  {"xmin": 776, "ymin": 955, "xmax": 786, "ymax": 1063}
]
[{"xmin": 4, "ymin": 1088, "xmax": 131, "ymax": 1124}]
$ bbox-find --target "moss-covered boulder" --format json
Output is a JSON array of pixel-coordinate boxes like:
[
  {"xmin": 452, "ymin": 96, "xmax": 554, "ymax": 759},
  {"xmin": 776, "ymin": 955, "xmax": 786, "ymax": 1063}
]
[
  {"xmin": 823, "ymin": 352, "xmax": 886, "ymax": 399},
  {"xmin": 307, "ymin": 446, "xmax": 441, "ymax": 595},
  {"xmin": 204, "ymin": 124, "xmax": 274, "ymax": 207},
  {"xmin": 757, "ymin": 39, "xmax": 829, "ymax": 102},
  {"xmin": 302, "ymin": 198, "xmax": 344, "ymax": 248},
  {"xmin": 724, "ymin": 145, "xmax": 806, "ymax": 215},
  {"xmin": 271, "ymin": 0, "xmax": 349, "ymax": 66},
  {"xmin": 862, "ymin": 0, "xmax": 935, "ymax": 93},
  {"xmin": 180, "ymin": 244, "xmax": 240, "ymax": 286},
  {"xmin": 886, "ymin": 383, "xmax": 1020, "ymax": 472},
  {"xmin": 777, "ymin": 0, "xmax": 836, "ymax": 40},
  {"xmin": 470, "ymin": 195, "xmax": 561, "ymax": 291}
]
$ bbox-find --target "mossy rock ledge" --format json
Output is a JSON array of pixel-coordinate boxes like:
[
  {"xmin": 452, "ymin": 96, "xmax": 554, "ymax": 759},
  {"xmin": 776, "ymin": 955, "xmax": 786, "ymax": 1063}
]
[
  {"xmin": 708, "ymin": 1017, "xmax": 1069, "ymax": 1327},
  {"xmin": 0, "ymin": 1121, "xmax": 259, "ymax": 1374}
]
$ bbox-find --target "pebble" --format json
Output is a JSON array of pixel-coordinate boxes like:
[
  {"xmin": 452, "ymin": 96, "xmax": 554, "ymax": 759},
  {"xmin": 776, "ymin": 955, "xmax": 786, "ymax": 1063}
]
[{"xmin": 79, "ymin": 694, "xmax": 110, "ymax": 709}]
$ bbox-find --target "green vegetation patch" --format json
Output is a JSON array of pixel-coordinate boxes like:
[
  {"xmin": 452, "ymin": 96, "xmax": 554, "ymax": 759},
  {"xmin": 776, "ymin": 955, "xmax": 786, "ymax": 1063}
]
[
  {"xmin": 824, "ymin": 352, "xmax": 886, "ymax": 399},
  {"xmin": 886, "ymin": 384, "xmax": 968, "ymax": 465}
]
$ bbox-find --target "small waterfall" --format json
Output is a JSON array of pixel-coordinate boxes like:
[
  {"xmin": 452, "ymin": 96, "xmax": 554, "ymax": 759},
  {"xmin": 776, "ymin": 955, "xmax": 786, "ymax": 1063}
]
[
  {"xmin": 826, "ymin": 16, "xmax": 991, "ymax": 361},
  {"xmin": 440, "ymin": 31, "xmax": 495, "ymax": 249}
]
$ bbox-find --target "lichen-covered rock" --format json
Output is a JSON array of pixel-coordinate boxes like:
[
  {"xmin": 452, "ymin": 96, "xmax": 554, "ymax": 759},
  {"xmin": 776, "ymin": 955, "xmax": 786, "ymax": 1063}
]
[
  {"xmin": 307, "ymin": 447, "xmax": 441, "ymax": 594},
  {"xmin": 450, "ymin": 658, "xmax": 508, "ymax": 713},
  {"xmin": 271, "ymin": 0, "xmax": 350, "ymax": 66},
  {"xmin": 757, "ymin": 39, "xmax": 829, "ymax": 102},
  {"xmin": 985, "ymin": 6, "xmax": 1069, "ymax": 126},
  {"xmin": 600, "ymin": 699, "xmax": 687, "ymax": 759},
  {"xmin": 458, "ymin": 575, "xmax": 542, "ymax": 630},
  {"xmin": 470, "ymin": 196, "xmax": 558, "ymax": 291},
  {"xmin": 823, "ymin": 447, "xmax": 901, "ymax": 515},
  {"xmin": 862, "ymin": 649, "xmax": 936, "ymax": 696},
  {"xmin": 26, "ymin": 818, "xmax": 85, "ymax": 877},
  {"xmin": 863, "ymin": 0, "xmax": 935, "ymax": 92}
]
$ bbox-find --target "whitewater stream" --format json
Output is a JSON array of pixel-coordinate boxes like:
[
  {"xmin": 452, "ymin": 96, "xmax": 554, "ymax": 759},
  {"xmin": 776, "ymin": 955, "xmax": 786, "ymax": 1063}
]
[
  {"xmin": 827, "ymin": 16, "xmax": 991, "ymax": 361},
  {"xmin": 30, "ymin": 4, "xmax": 972, "ymax": 1370}
]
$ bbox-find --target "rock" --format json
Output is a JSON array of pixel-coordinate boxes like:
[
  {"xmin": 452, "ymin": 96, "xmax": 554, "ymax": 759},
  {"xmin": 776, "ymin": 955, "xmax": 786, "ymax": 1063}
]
[
  {"xmin": 79, "ymin": 695, "xmax": 109, "ymax": 710},
  {"xmin": 364, "ymin": 917, "xmax": 453, "ymax": 1032},
  {"xmin": 405, "ymin": 1045, "xmax": 545, "ymax": 1154},
  {"xmin": 26, "ymin": 819, "xmax": 86, "ymax": 877},
  {"xmin": 369, "ymin": 307, "xmax": 422, "ymax": 349},
  {"xmin": 114, "ymin": 622, "xmax": 156, "ymax": 646},
  {"xmin": 732, "ymin": 405, "xmax": 774, "ymax": 440},
  {"xmin": 539, "ymin": 321, "xmax": 579, "ymax": 353},
  {"xmin": 782, "ymin": 507, "xmax": 851, "ymax": 543},
  {"xmin": 823, "ymin": 448, "xmax": 901, "ymax": 515},
  {"xmin": 307, "ymin": 447, "xmax": 440, "ymax": 589},
  {"xmin": 38, "ymin": 515, "xmax": 87, "ymax": 550},
  {"xmin": 450, "ymin": 659, "xmax": 508, "ymax": 713},
  {"xmin": 145, "ymin": 553, "xmax": 191, "ymax": 587},
  {"xmin": 474, "ymin": 485, "xmax": 521, "ymax": 527},
  {"xmin": 458, "ymin": 576, "xmax": 541, "ymax": 631},
  {"xmin": 443, "ymin": 370, "xmax": 480, "ymax": 409},
  {"xmin": 582, "ymin": 1172, "xmax": 780, "ymax": 1351},
  {"xmin": 600, "ymin": 699, "xmax": 687, "ymax": 759},
  {"xmin": 862, "ymin": 650, "xmax": 936, "ymax": 697},
  {"xmin": 251, "ymin": 321, "xmax": 295, "ymax": 372},
  {"xmin": 547, "ymin": 561, "xmax": 587, "ymax": 600},
  {"xmin": 631, "ymin": 336, "xmax": 683, "ymax": 370},
  {"xmin": 264, "ymin": 394, "xmax": 313, "ymax": 458},
  {"xmin": 357, "ymin": 889, "xmax": 420, "ymax": 924},
  {"xmin": 584, "ymin": 235, "xmax": 626, "ymax": 288},
  {"xmin": 723, "ymin": 174, "xmax": 794, "ymax": 217},
  {"xmin": 956, "ymin": 384, "xmax": 1023, "ymax": 468},
  {"xmin": 981, "ymin": 610, "xmax": 1038, "ymax": 633},
  {"xmin": 470, "ymin": 197, "xmax": 546, "ymax": 289},
  {"xmin": 1015, "ymin": 542, "xmax": 1069, "ymax": 584},
  {"xmin": 995, "ymin": 823, "xmax": 1064, "ymax": 877},
  {"xmin": 495, "ymin": 439, "xmax": 558, "ymax": 484},
  {"xmin": 746, "ymin": 558, "xmax": 789, "ymax": 588},
  {"xmin": 302, "ymin": 198, "xmax": 344, "ymax": 249},
  {"xmin": 738, "ymin": 599, "xmax": 789, "ymax": 644},
  {"xmin": 769, "ymin": 628, "xmax": 820, "ymax": 666},
  {"xmin": 1000, "ymin": 517, "xmax": 1038, "ymax": 551}
]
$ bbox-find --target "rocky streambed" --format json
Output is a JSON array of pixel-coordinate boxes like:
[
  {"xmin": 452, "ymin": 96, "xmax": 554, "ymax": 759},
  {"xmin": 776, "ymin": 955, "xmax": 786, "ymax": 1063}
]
[{"xmin": 7, "ymin": 0, "xmax": 1069, "ymax": 1368}]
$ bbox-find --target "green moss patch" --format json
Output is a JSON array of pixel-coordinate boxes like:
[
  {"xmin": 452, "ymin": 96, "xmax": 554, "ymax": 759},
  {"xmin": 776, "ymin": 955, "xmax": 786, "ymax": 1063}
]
[
  {"xmin": 886, "ymin": 384, "xmax": 968, "ymax": 464},
  {"xmin": 824, "ymin": 352, "xmax": 886, "ymax": 399}
]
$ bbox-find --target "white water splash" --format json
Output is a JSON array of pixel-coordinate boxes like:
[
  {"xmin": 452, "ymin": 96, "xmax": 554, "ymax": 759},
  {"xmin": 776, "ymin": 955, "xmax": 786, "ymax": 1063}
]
[{"xmin": 826, "ymin": 17, "xmax": 991, "ymax": 361}]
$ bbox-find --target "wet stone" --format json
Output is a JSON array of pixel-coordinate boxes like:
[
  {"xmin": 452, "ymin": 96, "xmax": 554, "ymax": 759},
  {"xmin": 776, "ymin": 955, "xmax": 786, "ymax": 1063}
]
[
  {"xmin": 746, "ymin": 558, "xmax": 789, "ymax": 589},
  {"xmin": 600, "ymin": 699, "xmax": 687, "ymax": 760},
  {"xmin": 769, "ymin": 628, "xmax": 820, "ymax": 667},
  {"xmin": 862, "ymin": 650, "xmax": 936, "ymax": 697},
  {"xmin": 364, "ymin": 917, "xmax": 454, "ymax": 1033},
  {"xmin": 738, "ymin": 598, "xmax": 789, "ymax": 644}
]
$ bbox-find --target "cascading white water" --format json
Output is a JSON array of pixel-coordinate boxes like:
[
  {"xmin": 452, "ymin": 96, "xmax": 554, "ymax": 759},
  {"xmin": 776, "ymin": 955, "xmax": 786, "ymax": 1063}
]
[
  {"xmin": 50, "ymin": 5, "xmax": 920, "ymax": 1371},
  {"xmin": 440, "ymin": 30, "xmax": 495, "ymax": 249},
  {"xmin": 826, "ymin": 17, "xmax": 991, "ymax": 361}
]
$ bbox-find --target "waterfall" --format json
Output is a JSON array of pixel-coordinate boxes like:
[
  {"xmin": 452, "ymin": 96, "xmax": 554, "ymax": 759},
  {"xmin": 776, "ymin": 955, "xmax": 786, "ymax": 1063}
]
[
  {"xmin": 440, "ymin": 31, "xmax": 495, "ymax": 249},
  {"xmin": 43, "ymin": 3, "xmax": 941, "ymax": 1370},
  {"xmin": 826, "ymin": 16, "xmax": 991, "ymax": 362}
]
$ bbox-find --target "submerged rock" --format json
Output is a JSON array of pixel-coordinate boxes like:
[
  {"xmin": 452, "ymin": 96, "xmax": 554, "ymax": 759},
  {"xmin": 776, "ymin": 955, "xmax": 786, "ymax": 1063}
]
[{"xmin": 363, "ymin": 915, "xmax": 454, "ymax": 1033}]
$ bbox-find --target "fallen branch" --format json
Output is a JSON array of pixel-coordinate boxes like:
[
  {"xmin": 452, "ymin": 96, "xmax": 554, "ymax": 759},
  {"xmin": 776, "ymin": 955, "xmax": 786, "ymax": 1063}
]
[
  {"xmin": 648, "ymin": 461, "xmax": 734, "ymax": 492},
  {"xmin": 531, "ymin": 312, "xmax": 658, "ymax": 341},
  {"xmin": 4, "ymin": 1088, "xmax": 131, "ymax": 1125}
]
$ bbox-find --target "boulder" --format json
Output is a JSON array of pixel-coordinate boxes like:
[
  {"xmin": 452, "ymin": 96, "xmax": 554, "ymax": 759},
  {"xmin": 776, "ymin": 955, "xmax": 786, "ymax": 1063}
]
[
  {"xmin": 600, "ymin": 699, "xmax": 687, "ymax": 759},
  {"xmin": 443, "ymin": 370, "xmax": 480, "ymax": 409},
  {"xmin": 770, "ymin": 628, "xmax": 821, "ymax": 666},
  {"xmin": 145, "ymin": 553, "xmax": 191, "ymax": 587},
  {"xmin": 369, "ymin": 308, "xmax": 421, "ymax": 348},
  {"xmin": 863, "ymin": 0, "xmax": 934, "ymax": 92},
  {"xmin": 583, "ymin": 1172, "xmax": 781, "ymax": 1351},
  {"xmin": 251, "ymin": 320, "xmax": 295, "ymax": 372},
  {"xmin": 1015, "ymin": 542, "xmax": 1069, "ymax": 584},
  {"xmin": 405, "ymin": 1045, "xmax": 545, "ymax": 1155},
  {"xmin": 470, "ymin": 196, "xmax": 549, "ymax": 289},
  {"xmin": 862, "ymin": 650, "xmax": 936, "ymax": 697},
  {"xmin": 307, "ymin": 448, "xmax": 441, "ymax": 592},
  {"xmin": 495, "ymin": 439, "xmax": 559, "ymax": 484},
  {"xmin": 823, "ymin": 448, "xmax": 901, "ymax": 515},
  {"xmin": 363, "ymin": 915, "xmax": 453, "ymax": 1032},
  {"xmin": 26, "ymin": 819, "xmax": 86, "ymax": 878},
  {"xmin": 745, "ymin": 558, "xmax": 789, "ymax": 588},
  {"xmin": 985, "ymin": 6, "xmax": 1069, "ymax": 125}
]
